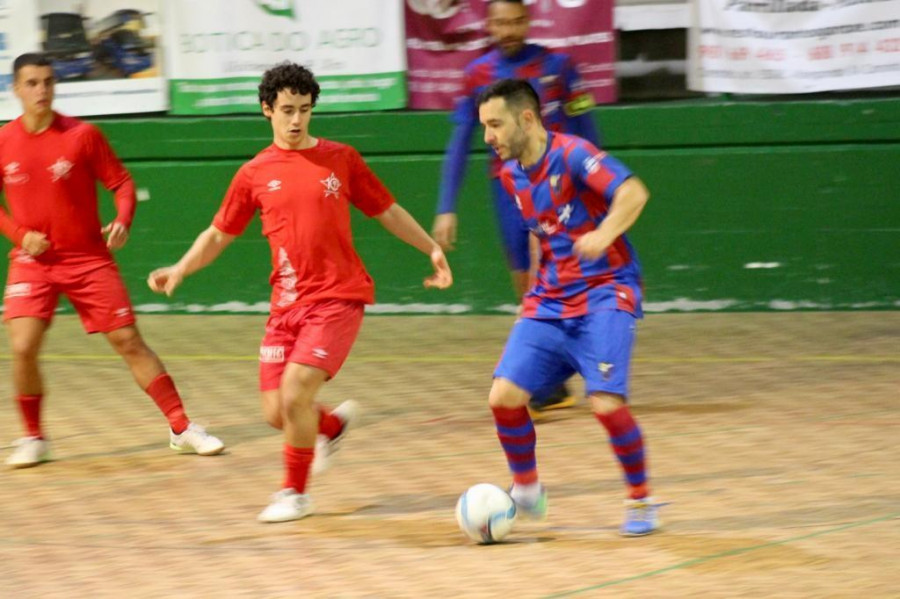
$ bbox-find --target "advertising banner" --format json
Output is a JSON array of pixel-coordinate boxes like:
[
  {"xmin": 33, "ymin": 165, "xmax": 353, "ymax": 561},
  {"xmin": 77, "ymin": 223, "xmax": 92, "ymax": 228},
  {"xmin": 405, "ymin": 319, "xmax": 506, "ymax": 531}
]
[
  {"xmin": 688, "ymin": 0, "xmax": 900, "ymax": 93},
  {"xmin": 0, "ymin": 0, "xmax": 166, "ymax": 120},
  {"xmin": 165, "ymin": 0, "xmax": 406, "ymax": 114},
  {"xmin": 406, "ymin": 0, "xmax": 616, "ymax": 110}
]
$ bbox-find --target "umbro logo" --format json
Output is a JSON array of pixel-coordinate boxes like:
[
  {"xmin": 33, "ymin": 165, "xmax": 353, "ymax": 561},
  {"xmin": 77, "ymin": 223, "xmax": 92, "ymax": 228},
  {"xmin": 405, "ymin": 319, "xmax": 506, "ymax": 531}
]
[
  {"xmin": 267, "ymin": 179, "xmax": 282, "ymax": 192},
  {"xmin": 312, "ymin": 347, "xmax": 329, "ymax": 360},
  {"xmin": 3, "ymin": 161, "xmax": 29, "ymax": 185}
]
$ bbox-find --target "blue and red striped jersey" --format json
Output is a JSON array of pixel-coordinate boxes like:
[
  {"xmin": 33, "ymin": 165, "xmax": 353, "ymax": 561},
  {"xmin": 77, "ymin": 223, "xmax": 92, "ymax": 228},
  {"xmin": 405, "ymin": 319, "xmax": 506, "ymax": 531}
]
[
  {"xmin": 499, "ymin": 133, "xmax": 643, "ymax": 320},
  {"xmin": 437, "ymin": 43, "xmax": 599, "ymax": 214}
]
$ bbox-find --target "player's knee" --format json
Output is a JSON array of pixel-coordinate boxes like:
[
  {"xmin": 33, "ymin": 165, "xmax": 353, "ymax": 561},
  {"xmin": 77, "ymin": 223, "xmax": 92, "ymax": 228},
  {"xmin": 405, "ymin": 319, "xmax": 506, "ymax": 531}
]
[
  {"xmin": 280, "ymin": 392, "xmax": 315, "ymax": 415},
  {"xmin": 107, "ymin": 327, "xmax": 149, "ymax": 357},
  {"xmin": 261, "ymin": 392, "xmax": 284, "ymax": 429},
  {"xmin": 590, "ymin": 392, "xmax": 626, "ymax": 414},
  {"xmin": 9, "ymin": 336, "xmax": 40, "ymax": 361},
  {"xmin": 488, "ymin": 378, "xmax": 529, "ymax": 408}
]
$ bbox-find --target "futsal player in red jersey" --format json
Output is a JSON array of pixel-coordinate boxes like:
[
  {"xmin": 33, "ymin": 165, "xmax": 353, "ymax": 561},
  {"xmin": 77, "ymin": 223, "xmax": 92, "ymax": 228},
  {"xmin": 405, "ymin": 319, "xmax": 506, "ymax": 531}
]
[
  {"xmin": 148, "ymin": 62, "xmax": 453, "ymax": 523},
  {"xmin": 0, "ymin": 53, "xmax": 224, "ymax": 468},
  {"xmin": 478, "ymin": 79, "xmax": 659, "ymax": 536}
]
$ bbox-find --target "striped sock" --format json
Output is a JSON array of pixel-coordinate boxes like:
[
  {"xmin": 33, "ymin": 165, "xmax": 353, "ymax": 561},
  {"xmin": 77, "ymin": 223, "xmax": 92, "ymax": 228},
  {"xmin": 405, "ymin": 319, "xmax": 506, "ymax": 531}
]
[
  {"xmin": 596, "ymin": 405, "xmax": 649, "ymax": 499},
  {"xmin": 283, "ymin": 445, "xmax": 314, "ymax": 493},
  {"xmin": 492, "ymin": 406, "xmax": 538, "ymax": 485},
  {"xmin": 17, "ymin": 394, "xmax": 43, "ymax": 439}
]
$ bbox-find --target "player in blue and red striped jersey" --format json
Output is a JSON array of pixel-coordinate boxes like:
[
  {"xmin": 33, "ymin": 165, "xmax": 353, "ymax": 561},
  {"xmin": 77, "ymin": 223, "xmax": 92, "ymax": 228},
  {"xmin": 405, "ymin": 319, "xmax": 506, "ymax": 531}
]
[
  {"xmin": 477, "ymin": 78, "xmax": 659, "ymax": 536},
  {"xmin": 432, "ymin": 0, "xmax": 599, "ymax": 416}
]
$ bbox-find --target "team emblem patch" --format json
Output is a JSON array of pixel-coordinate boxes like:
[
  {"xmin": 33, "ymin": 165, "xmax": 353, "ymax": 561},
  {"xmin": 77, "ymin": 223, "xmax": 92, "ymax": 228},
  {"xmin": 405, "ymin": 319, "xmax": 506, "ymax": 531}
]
[
  {"xmin": 321, "ymin": 172, "xmax": 342, "ymax": 198},
  {"xmin": 48, "ymin": 157, "xmax": 74, "ymax": 182}
]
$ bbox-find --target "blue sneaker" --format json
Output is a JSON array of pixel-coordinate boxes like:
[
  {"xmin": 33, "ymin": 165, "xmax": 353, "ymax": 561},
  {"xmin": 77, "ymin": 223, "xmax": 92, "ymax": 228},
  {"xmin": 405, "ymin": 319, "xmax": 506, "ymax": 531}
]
[
  {"xmin": 621, "ymin": 497, "xmax": 660, "ymax": 536},
  {"xmin": 509, "ymin": 484, "xmax": 548, "ymax": 521}
]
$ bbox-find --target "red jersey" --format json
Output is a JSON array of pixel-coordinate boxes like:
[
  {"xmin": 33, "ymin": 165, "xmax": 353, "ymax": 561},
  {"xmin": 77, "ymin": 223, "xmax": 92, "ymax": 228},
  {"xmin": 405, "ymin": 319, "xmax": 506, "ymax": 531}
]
[
  {"xmin": 213, "ymin": 139, "xmax": 395, "ymax": 311},
  {"xmin": 0, "ymin": 113, "xmax": 136, "ymax": 261}
]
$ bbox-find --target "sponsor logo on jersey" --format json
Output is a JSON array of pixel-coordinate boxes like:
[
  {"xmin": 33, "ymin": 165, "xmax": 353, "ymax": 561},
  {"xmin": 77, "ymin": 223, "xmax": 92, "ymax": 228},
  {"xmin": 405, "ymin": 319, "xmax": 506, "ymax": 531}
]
[
  {"xmin": 557, "ymin": 203, "xmax": 574, "ymax": 225},
  {"xmin": 267, "ymin": 179, "xmax": 282, "ymax": 192},
  {"xmin": 260, "ymin": 345, "xmax": 286, "ymax": 363},
  {"xmin": 312, "ymin": 347, "xmax": 329, "ymax": 360},
  {"xmin": 583, "ymin": 152, "xmax": 606, "ymax": 175}
]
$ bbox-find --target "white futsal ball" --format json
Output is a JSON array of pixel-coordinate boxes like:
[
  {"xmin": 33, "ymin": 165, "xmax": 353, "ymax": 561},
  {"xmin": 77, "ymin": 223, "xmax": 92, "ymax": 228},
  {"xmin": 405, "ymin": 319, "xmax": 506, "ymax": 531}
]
[{"xmin": 455, "ymin": 483, "xmax": 517, "ymax": 544}]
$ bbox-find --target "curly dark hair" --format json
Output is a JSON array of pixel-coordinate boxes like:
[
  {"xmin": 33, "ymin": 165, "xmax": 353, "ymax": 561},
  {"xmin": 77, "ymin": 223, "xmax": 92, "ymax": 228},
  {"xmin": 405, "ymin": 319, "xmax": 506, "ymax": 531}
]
[{"xmin": 258, "ymin": 61, "xmax": 321, "ymax": 109}]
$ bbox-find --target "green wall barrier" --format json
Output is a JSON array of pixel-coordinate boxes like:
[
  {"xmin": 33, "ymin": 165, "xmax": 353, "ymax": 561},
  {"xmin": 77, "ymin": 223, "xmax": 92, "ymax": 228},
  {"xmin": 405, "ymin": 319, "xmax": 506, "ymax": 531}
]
[{"xmin": 3, "ymin": 98, "xmax": 899, "ymax": 313}]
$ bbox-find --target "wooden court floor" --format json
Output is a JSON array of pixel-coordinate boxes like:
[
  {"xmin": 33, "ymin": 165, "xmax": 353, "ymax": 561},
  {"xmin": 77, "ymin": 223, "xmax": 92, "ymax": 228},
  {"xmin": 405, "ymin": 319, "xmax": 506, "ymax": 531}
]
[{"xmin": 1, "ymin": 312, "xmax": 898, "ymax": 598}]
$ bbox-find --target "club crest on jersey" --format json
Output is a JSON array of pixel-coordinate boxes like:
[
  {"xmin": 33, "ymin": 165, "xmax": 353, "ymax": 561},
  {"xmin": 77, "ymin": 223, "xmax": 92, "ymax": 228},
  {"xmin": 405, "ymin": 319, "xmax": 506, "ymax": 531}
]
[
  {"xmin": 3, "ymin": 162, "xmax": 29, "ymax": 185},
  {"xmin": 48, "ymin": 157, "xmax": 74, "ymax": 182},
  {"xmin": 550, "ymin": 175, "xmax": 561, "ymax": 193},
  {"xmin": 321, "ymin": 172, "xmax": 342, "ymax": 198}
]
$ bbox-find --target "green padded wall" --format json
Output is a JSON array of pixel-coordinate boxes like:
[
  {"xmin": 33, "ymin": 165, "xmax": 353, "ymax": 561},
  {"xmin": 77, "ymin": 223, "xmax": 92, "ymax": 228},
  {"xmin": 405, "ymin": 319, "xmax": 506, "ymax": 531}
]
[{"xmin": 3, "ymin": 98, "xmax": 899, "ymax": 313}]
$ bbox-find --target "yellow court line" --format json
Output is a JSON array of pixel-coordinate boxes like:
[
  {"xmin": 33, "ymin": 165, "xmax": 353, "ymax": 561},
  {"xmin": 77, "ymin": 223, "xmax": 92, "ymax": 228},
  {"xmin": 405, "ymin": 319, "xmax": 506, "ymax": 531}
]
[{"xmin": 0, "ymin": 353, "xmax": 899, "ymax": 364}]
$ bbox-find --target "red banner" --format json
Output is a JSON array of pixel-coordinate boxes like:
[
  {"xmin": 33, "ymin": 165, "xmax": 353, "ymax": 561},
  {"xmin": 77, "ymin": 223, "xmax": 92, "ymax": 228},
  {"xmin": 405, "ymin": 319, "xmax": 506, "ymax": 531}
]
[{"xmin": 405, "ymin": 0, "xmax": 616, "ymax": 110}]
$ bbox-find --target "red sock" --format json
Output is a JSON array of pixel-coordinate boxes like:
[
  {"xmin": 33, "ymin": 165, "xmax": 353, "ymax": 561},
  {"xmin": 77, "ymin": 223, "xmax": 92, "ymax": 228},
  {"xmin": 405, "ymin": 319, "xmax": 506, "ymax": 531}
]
[
  {"xmin": 17, "ymin": 394, "xmax": 43, "ymax": 438},
  {"xmin": 318, "ymin": 405, "xmax": 343, "ymax": 440},
  {"xmin": 283, "ymin": 445, "xmax": 314, "ymax": 493},
  {"xmin": 145, "ymin": 374, "xmax": 190, "ymax": 434},
  {"xmin": 596, "ymin": 405, "xmax": 650, "ymax": 500},
  {"xmin": 492, "ymin": 405, "xmax": 538, "ymax": 485}
]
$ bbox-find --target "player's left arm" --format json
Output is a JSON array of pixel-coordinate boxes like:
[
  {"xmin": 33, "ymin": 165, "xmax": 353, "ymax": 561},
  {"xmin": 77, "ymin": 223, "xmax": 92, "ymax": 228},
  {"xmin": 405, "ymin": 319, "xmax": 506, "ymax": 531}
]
[
  {"xmin": 561, "ymin": 56, "xmax": 601, "ymax": 147},
  {"xmin": 375, "ymin": 203, "xmax": 453, "ymax": 290},
  {"xmin": 87, "ymin": 126, "xmax": 136, "ymax": 250}
]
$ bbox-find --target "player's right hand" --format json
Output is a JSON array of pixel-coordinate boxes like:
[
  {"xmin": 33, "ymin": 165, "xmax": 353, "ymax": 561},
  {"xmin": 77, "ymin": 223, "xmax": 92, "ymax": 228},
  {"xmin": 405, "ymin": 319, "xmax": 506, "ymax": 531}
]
[
  {"xmin": 147, "ymin": 266, "xmax": 184, "ymax": 297},
  {"xmin": 424, "ymin": 247, "xmax": 453, "ymax": 289},
  {"xmin": 432, "ymin": 213, "xmax": 458, "ymax": 251},
  {"xmin": 21, "ymin": 231, "xmax": 50, "ymax": 256}
]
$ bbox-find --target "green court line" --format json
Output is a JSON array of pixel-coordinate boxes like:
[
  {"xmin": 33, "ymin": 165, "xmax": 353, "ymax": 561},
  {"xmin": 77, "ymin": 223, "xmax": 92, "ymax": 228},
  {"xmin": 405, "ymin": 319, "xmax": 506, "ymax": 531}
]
[
  {"xmin": 541, "ymin": 512, "xmax": 900, "ymax": 598},
  {"xmin": 1, "ymin": 353, "xmax": 899, "ymax": 364}
]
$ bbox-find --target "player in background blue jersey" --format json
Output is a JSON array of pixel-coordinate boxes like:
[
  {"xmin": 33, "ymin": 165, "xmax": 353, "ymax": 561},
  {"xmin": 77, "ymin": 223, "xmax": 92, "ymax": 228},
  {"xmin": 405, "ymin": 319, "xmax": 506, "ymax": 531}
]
[
  {"xmin": 432, "ymin": 0, "xmax": 599, "ymax": 416},
  {"xmin": 478, "ymin": 78, "xmax": 659, "ymax": 536}
]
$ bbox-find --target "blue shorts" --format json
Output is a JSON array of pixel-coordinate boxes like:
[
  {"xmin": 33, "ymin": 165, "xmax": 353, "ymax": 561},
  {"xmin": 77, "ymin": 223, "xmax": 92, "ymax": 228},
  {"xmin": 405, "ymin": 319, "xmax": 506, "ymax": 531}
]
[
  {"xmin": 494, "ymin": 310, "xmax": 637, "ymax": 398},
  {"xmin": 491, "ymin": 178, "xmax": 531, "ymax": 272}
]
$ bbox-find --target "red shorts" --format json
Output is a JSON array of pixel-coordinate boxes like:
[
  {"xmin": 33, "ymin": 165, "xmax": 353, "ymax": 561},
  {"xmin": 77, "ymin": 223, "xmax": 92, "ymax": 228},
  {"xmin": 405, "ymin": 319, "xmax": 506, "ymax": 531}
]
[
  {"xmin": 3, "ymin": 251, "xmax": 136, "ymax": 334},
  {"xmin": 258, "ymin": 299, "xmax": 365, "ymax": 391}
]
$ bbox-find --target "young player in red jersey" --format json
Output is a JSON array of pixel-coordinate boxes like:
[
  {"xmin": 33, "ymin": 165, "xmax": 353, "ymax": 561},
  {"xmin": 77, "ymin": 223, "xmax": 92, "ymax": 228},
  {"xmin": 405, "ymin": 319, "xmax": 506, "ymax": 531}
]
[
  {"xmin": 148, "ymin": 62, "xmax": 453, "ymax": 523},
  {"xmin": 0, "ymin": 53, "xmax": 224, "ymax": 468},
  {"xmin": 478, "ymin": 79, "xmax": 659, "ymax": 536}
]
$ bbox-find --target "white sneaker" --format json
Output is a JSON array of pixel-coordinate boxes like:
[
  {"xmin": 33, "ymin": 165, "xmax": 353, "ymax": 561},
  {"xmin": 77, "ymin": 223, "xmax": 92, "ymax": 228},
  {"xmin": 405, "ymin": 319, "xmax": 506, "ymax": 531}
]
[
  {"xmin": 6, "ymin": 436, "xmax": 51, "ymax": 469},
  {"xmin": 257, "ymin": 489, "xmax": 315, "ymax": 523},
  {"xmin": 312, "ymin": 400, "xmax": 360, "ymax": 475},
  {"xmin": 169, "ymin": 423, "xmax": 225, "ymax": 456}
]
